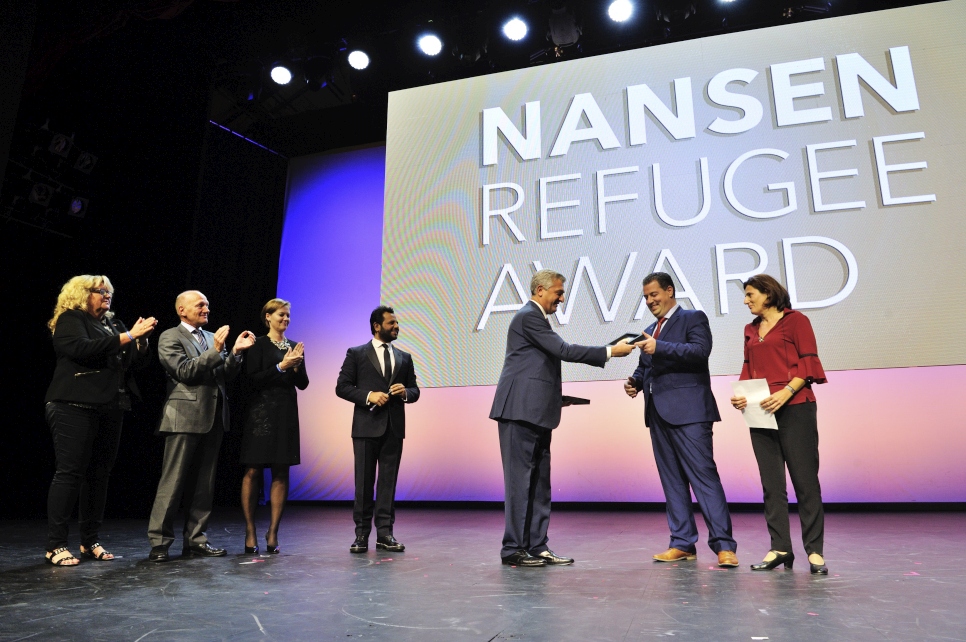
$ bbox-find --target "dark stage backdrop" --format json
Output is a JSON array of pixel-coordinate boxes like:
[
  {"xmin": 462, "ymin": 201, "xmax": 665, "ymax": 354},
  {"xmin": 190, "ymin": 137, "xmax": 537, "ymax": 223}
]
[{"xmin": 0, "ymin": 11, "xmax": 287, "ymax": 519}]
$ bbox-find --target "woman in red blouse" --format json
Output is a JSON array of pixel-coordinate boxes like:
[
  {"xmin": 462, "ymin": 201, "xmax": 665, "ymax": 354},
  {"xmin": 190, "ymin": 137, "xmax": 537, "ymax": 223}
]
[{"xmin": 729, "ymin": 274, "xmax": 829, "ymax": 575}]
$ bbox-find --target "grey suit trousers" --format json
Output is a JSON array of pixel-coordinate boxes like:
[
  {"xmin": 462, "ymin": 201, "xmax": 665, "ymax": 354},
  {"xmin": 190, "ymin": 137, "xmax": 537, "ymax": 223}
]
[{"xmin": 147, "ymin": 420, "xmax": 224, "ymax": 549}]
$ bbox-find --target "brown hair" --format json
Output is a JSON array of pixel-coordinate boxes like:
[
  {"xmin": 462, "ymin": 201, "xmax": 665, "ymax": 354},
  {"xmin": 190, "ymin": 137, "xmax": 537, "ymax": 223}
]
[
  {"xmin": 743, "ymin": 274, "xmax": 791, "ymax": 311},
  {"xmin": 261, "ymin": 298, "xmax": 291, "ymax": 328}
]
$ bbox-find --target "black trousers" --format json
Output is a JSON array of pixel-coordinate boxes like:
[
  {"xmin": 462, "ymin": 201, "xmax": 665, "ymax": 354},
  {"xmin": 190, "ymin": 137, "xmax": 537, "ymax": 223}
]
[
  {"xmin": 750, "ymin": 401, "xmax": 824, "ymax": 556},
  {"xmin": 45, "ymin": 402, "xmax": 123, "ymax": 551},
  {"xmin": 498, "ymin": 419, "xmax": 553, "ymax": 559},
  {"xmin": 352, "ymin": 429, "xmax": 403, "ymax": 538}
]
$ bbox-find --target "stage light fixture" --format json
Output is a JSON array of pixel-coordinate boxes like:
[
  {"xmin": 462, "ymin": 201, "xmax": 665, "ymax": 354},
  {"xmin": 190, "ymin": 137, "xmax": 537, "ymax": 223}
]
[
  {"xmin": 68, "ymin": 196, "xmax": 89, "ymax": 218},
  {"xmin": 549, "ymin": 1, "xmax": 581, "ymax": 50},
  {"xmin": 608, "ymin": 0, "xmax": 634, "ymax": 22},
  {"xmin": 270, "ymin": 64, "xmax": 293, "ymax": 85},
  {"xmin": 348, "ymin": 50, "xmax": 370, "ymax": 70},
  {"xmin": 418, "ymin": 34, "xmax": 443, "ymax": 56},
  {"xmin": 503, "ymin": 17, "xmax": 528, "ymax": 41}
]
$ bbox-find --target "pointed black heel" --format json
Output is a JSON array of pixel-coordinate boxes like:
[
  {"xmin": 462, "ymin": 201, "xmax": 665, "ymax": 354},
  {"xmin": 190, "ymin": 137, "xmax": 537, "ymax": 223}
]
[
  {"xmin": 750, "ymin": 551, "xmax": 795, "ymax": 571},
  {"xmin": 265, "ymin": 535, "xmax": 280, "ymax": 554},
  {"xmin": 244, "ymin": 545, "xmax": 259, "ymax": 555}
]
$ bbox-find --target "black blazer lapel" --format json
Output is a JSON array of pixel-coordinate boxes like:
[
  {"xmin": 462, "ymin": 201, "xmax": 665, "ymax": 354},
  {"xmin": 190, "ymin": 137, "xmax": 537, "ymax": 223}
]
[
  {"xmin": 389, "ymin": 347, "xmax": 403, "ymax": 385},
  {"xmin": 364, "ymin": 342, "xmax": 382, "ymax": 377}
]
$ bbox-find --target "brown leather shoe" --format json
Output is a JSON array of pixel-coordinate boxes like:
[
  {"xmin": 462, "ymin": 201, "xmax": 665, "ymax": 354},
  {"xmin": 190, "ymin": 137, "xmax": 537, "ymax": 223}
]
[
  {"xmin": 717, "ymin": 550, "xmax": 739, "ymax": 567},
  {"xmin": 653, "ymin": 548, "xmax": 697, "ymax": 562}
]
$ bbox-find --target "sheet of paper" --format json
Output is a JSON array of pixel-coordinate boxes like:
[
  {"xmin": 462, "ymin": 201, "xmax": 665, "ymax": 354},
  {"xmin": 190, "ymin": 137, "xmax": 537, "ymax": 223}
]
[{"xmin": 731, "ymin": 379, "xmax": 779, "ymax": 430}]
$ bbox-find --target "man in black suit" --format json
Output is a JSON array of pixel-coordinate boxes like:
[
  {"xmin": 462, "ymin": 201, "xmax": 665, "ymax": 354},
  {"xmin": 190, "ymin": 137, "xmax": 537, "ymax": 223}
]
[{"xmin": 335, "ymin": 306, "xmax": 420, "ymax": 554}]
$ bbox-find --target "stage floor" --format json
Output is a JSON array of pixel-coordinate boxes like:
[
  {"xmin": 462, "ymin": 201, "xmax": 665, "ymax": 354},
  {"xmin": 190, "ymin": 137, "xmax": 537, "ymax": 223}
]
[{"xmin": 0, "ymin": 507, "xmax": 963, "ymax": 641}]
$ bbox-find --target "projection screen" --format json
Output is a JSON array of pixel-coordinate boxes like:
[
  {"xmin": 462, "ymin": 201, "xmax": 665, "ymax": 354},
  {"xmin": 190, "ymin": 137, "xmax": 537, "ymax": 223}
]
[{"xmin": 280, "ymin": 2, "xmax": 966, "ymax": 503}]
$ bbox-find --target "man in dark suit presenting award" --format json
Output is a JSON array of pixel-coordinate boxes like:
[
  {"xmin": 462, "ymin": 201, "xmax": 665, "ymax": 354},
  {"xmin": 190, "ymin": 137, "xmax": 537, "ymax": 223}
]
[
  {"xmin": 147, "ymin": 290, "xmax": 255, "ymax": 562},
  {"xmin": 336, "ymin": 306, "xmax": 420, "ymax": 554},
  {"xmin": 490, "ymin": 269, "xmax": 635, "ymax": 567},
  {"xmin": 624, "ymin": 272, "xmax": 738, "ymax": 568}
]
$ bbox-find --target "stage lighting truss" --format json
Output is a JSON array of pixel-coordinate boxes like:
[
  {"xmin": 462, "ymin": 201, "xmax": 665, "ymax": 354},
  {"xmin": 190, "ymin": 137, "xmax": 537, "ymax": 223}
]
[
  {"xmin": 347, "ymin": 50, "xmax": 370, "ymax": 70},
  {"xmin": 270, "ymin": 64, "xmax": 293, "ymax": 85},
  {"xmin": 418, "ymin": 34, "xmax": 443, "ymax": 56},
  {"xmin": 608, "ymin": 0, "xmax": 633, "ymax": 23},
  {"xmin": 503, "ymin": 17, "xmax": 528, "ymax": 41}
]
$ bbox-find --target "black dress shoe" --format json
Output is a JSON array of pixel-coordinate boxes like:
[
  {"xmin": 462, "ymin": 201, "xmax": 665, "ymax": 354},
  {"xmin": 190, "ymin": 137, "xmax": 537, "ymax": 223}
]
[
  {"xmin": 750, "ymin": 551, "xmax": 795, "ymax": 571},
  {"xmin": 375, "ymin": 535, "xmax": 405, "ymax": 552},
  {"xmin": 182, "ymin": 543, "xmax": 227, "ymax": 557},
  {"xmin": 534, "ymin": 549, "xmax": 574, "ymax": 565},
  {"xmin": 148, "ymin": 546, "xmax": 169, "ymax": 563},
  {"xmin": 501, "ymin": 551, "xmax": 547, "ymax": 567},
  {"xmin": 808, "ymin": 553, "xmax": 828, "ymax": 574},
  {"xmin": 350, "ymin": 536, "xmax": 368, "ymax": 553}
]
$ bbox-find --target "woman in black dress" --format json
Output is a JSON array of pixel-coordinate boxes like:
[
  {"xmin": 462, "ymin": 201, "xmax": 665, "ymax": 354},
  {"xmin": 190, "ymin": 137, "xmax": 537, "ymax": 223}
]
[
  {"xmin": 240, "ymin": 298, "xmax": 308, "ymax": 554},
  {"xmin": 44, "ymin": 275, "xmax": 156, "ymax": 565}
]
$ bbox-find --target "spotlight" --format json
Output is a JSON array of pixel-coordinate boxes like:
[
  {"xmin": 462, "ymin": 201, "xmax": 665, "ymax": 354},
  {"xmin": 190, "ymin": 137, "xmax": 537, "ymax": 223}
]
[
  {"xmin": 68, "ymin": 196, "xmax": 89, "ymax": 218},
  {"xmin": 270, "ymin": 64, "xmax": 293, "ymax": 85},
  {"xmin": 74, "ymin": 151, "xmax": 98, "ymax": 174},
  {"xmin": 608, "ymin": 0, "xmax": 633, "ymax": 22},
  {"xmin": 49, "ymin": 133, "xmax": 72, "ymax": 157},
  {"xmin": 503, "ymin": 17, "xmax": 528, "ymax": 41},
  {"xmin": 28, "ymin": 183, "xmax": 53, "ymax": 206},
  {"xmin": 348, "ymin": 50, "xmax": 370, "ymax": 70},
  {"xmin": 418, "ymin": 34, "xmax": 442, "ymax": 56}
]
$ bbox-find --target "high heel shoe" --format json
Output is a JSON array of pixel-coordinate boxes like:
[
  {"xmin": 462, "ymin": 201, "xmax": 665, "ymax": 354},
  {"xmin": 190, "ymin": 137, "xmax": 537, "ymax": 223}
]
[
  {"xmin": 750, "ymin": 550, "xmax": 794, "ymax": 571},
  {"xmin": 265, "ymin": 535, "xmax": 280, "ymax": 555},
  {"xmin": 808, "ymin": 554, "xmax": 828, "ymax": 574},
  {"xmin": 244, "ymin": 544, "xmax": 259, "ymax": 555}
]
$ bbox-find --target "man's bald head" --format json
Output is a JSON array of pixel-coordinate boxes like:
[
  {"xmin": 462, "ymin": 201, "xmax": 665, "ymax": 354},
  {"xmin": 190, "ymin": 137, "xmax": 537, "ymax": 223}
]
[{"xmin": 176, "ymin": 290, "xmax": 210, "ymax": 328}]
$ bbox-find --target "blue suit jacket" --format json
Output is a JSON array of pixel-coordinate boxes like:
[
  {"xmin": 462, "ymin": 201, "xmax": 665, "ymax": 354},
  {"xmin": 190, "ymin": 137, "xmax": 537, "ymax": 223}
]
[
  {"xmin": 629, "ymin": 307, "xmax": 721, "ymax": 427},
  {"xmin": 490, "ymin": 301, "xmax": 607, "ymax": 430}
]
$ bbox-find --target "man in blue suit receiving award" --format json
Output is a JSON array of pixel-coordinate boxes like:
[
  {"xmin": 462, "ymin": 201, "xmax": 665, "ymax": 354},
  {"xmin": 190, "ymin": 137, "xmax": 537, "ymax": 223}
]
[
  {"xmin": 490, "ymin": 269, "xmax": 636, "ymax": 567},
  {"xmin": 624, "ymin": 272, "xmax": 738, "ymax": 568}
]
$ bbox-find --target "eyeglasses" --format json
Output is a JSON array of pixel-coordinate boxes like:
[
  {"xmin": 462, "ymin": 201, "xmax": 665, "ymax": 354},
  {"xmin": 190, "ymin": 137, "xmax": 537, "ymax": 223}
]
[{"xmin": 90, "ymin": 288, "xmax": 114, "ymax": 297}]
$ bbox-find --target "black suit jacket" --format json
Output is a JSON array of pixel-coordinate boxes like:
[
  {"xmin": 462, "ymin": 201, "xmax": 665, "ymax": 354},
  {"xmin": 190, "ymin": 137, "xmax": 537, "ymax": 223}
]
[
  {"xmin": 335, "ymin": 341, "xmax": 420, "ymax": 439},
  {"xmin": 45, "ymin": 309, "xmax": 146, "ymax": 405}
]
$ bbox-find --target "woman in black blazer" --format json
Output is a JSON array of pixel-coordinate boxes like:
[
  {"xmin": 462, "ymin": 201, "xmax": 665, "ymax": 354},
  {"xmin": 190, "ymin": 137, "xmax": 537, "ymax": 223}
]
[{"xmin": 43, "ymin": 275, "xmax": 156, "ymax": 565}]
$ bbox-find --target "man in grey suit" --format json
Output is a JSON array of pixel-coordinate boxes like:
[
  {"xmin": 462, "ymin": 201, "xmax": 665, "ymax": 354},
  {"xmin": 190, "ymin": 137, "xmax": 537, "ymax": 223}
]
[
  {"xmin": 490, "ymin": 270, "xmax": 635, "ymax": 567},
  {"xmin": 147, "ymin": 290, "xmax": 255, "ymax": 562}
]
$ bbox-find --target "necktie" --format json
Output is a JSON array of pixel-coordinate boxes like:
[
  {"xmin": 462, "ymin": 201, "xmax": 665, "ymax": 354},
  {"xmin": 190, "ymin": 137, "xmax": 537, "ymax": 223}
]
[
  {"xmin": 382, "ymin": 344, "xmax": 392, "ymax": 382},
  {"xmin": 653, "ymin": 317, "xmax": 666, "ymax": 339},
  {"xmin": 193, "ymin": 329, "xmax": 209, "ymax": 351}
]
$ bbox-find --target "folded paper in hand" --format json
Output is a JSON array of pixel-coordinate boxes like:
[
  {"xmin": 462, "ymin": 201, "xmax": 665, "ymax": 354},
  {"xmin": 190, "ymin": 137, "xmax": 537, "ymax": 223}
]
[{"xmin": 730, "ymin": 379, "xmax": 778, "ymax": 429}]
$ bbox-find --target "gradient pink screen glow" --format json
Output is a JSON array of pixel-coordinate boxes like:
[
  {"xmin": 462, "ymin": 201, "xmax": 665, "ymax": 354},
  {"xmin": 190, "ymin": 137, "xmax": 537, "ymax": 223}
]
[{"xmin": 279, "ymin": 145, "xmax": 964, "ymax": 504}]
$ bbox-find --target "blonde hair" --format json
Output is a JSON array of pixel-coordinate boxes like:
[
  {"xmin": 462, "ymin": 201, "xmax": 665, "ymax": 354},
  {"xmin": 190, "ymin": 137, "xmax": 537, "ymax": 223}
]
[
  {"xmin": 48, "ymin": 275, "xmax": 113, "ymax": 334},
  {"xmin": 261, "ymin": 298, "xmax": 291, "ymax": 328}
]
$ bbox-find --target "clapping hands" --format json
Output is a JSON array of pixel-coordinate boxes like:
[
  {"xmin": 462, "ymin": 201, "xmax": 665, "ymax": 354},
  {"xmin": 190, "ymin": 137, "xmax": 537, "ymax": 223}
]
[{"xmin": 279, "ymin": 342, "xmax": 305, "ymax": 370}]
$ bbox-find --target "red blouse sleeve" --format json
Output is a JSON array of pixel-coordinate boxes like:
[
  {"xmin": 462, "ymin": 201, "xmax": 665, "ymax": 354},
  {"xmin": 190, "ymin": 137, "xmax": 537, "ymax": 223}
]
[{"xmin": 789, "ymin": 311, "xmax": 827, "ymax": 385}]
